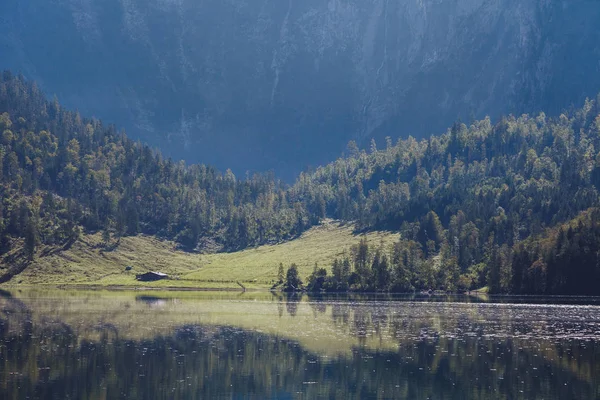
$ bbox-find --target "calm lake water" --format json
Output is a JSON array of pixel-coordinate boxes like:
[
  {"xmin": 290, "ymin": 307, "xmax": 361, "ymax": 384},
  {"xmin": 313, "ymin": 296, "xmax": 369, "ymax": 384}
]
[{"xmin": 1, "ymin": 290, "xmax": 600, "ymax": 399}]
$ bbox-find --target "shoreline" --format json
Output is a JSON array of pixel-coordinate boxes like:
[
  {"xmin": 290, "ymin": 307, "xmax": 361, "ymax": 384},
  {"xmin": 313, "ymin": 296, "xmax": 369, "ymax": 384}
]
[{"xmin": 1, "ymin": 283, "xmax": 261, "ymax": 292}]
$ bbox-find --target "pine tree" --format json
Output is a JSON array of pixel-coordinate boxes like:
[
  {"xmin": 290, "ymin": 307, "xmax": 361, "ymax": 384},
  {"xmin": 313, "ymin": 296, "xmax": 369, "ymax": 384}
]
[
  {"xmin": 24, "ymin": 216, "xmax": 38, "ymax": 260},
  {"xmin": 284, "ymin": 264, "xmax": 302, "ymax": 292}
]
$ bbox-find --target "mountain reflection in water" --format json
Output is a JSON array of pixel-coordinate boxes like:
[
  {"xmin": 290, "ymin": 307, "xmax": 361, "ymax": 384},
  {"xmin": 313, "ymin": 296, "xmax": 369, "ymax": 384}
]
[{"xmin": 1, "ymin": 290, "xmax": 599, "ymax": 399}]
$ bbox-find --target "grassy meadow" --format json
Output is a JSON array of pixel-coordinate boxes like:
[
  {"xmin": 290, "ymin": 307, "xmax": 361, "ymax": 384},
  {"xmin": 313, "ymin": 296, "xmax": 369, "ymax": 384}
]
[{"xmin": 3, "ymin": 220, "xmax": 400, "ymax": 289}]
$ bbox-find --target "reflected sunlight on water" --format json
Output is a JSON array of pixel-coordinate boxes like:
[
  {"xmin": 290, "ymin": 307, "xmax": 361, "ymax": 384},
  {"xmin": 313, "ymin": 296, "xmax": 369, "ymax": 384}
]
[{"xmin": 1, "ymin": 290, "xmax": 600, "ymax": 399}]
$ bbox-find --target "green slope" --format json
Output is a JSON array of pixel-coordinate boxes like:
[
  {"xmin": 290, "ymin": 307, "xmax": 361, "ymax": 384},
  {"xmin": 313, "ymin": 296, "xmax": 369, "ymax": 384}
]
[{"xmin": 2, "ymin": 220, "xmax": 399, "ymax": 289}]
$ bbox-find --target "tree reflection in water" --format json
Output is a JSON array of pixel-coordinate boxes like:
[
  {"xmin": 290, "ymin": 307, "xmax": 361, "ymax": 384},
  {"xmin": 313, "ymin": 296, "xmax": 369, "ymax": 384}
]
[{"xmin": 1, "ymin": 292, "xmax": 599, "ymax": 399}]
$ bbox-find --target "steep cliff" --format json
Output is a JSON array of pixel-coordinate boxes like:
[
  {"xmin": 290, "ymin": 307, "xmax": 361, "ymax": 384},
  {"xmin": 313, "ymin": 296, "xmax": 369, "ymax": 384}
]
[{"xmin": 2, "ymin": 0, "xmax": 600, "ymax": 177}]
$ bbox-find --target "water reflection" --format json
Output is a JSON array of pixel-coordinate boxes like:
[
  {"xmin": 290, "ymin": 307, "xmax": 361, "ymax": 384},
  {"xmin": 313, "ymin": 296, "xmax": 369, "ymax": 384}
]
[
  {"xmin": 1, "ymin": 290, "xmax": 600, "ymax": 399},
  {"xmin": 136, "ymin": 295, "xmax": 169, "ymax": 307}
]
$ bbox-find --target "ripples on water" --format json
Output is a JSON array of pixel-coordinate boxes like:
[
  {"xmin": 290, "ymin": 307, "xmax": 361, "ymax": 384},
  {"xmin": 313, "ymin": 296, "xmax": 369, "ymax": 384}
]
[{"xmin": 1, "ymin": 291, "xmax": 599, "ymax": 399}]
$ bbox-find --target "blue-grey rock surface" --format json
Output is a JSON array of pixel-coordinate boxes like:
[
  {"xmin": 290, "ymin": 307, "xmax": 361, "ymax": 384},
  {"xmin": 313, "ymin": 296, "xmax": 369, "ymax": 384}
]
[{"xmin": 2, "ymin": 0, "xmax": 600, "ymax": 177}]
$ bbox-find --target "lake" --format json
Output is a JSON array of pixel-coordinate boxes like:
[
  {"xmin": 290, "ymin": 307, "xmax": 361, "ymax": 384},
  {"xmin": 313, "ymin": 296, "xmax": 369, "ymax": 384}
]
[{"xmin": 1, "ymin": 290, "xmax": 600, "ymax": 399}]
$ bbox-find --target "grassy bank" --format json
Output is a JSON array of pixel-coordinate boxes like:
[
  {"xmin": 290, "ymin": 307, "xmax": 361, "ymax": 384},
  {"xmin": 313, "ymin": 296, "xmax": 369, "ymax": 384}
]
[{"xmin": 2, "ymin": 220, "xmax": 399, "ymax": 290}]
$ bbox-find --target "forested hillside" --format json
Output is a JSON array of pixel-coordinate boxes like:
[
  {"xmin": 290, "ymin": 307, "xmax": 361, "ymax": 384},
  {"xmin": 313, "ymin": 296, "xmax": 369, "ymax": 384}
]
[
  {"xmin": 0, "ymin": 72, "xmax": 313, "ymax": 259},
  {"xmin": 2, "ymin": 72, "xmax": 600, "ymax": 294},
  {"xmin": 287, "ymin": 92, "xmax": 600, "ymax": 295}
]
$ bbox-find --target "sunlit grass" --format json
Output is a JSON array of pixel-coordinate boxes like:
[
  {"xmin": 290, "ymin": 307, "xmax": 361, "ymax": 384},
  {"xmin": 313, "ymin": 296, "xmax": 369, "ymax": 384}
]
[
  {"xmin": 10, "ymin": 220, "xmax": 400, "ymax": 289},
  {"xmin": 181, "ymin": 221, "xmax": 400, "ymax": 286}
]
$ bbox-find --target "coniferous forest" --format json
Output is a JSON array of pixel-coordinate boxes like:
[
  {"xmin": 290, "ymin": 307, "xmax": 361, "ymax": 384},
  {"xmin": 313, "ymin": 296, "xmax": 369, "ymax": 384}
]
[{"xmin": 2, "ymin": 71, "xmax": 600, "ymax": 295}]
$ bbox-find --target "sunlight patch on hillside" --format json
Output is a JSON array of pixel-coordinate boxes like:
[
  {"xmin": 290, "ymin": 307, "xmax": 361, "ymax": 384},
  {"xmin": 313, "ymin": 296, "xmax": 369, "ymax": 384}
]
[{"xmin": 10, "ymin": 220, "xmax": 399, "ymax": 289}]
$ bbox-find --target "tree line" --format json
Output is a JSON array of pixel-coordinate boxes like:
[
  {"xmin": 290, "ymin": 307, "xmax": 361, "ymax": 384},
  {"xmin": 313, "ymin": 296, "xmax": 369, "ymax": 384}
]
[{"xmin": 279, "ymin": 208, "xmax": 600, "ymax": 295}]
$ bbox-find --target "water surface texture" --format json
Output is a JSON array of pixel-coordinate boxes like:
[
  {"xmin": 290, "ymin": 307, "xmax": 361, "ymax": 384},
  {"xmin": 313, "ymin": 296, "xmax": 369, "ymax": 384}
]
[{"xmin": 1, "ymin": 290, "xmax": 600, "ymax": 399}]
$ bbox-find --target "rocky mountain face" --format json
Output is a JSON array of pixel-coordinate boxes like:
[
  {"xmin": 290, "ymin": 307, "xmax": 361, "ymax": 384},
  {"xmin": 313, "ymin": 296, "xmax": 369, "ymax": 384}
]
[{"xmin": 2, "ymin": 0, "xmax": 600, "ymax": 178}]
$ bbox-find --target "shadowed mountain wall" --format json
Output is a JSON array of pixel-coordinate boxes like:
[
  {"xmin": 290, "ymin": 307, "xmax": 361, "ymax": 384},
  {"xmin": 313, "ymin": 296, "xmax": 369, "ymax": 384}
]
[{"xmin": 2, "ymin": 0, "xmax": 600, "ymax": 178}]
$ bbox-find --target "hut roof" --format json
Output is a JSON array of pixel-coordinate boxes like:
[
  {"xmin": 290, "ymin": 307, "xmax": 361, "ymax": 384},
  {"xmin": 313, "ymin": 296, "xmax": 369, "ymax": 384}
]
[{"xmin": 136, "ymin": 271, "xmax": 169, "ymax": 281}]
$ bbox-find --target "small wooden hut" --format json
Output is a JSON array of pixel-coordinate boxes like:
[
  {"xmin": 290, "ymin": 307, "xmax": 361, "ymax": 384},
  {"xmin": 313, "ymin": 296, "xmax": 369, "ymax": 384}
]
[{"xmin": 136, "ymin": 271, "xmax": 168, "ymax": 282}]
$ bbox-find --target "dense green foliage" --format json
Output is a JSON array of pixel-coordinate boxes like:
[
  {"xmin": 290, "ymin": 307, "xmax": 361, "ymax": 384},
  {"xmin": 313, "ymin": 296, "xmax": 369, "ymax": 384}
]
[
  {"xmin": 3, "ymin": 71, "xmax": 600, "ymax": 294},
  {"xmin": 0, "ymin": 72, "xmax": 313, "ymax": 256},
  {"xmin": 512, "ymin": 209, "xmax": 600, "ymax": 295},
  {"xmin": 288, "ymin": 94, "xmax": 600, "ymax": 294},
  {"xmin": 289, "ymin": 210, "xmax": 600, "ymax": 295},
  {"xmin": 288, "ymin": 238, "xmax": 459, "ymax": 293}
]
